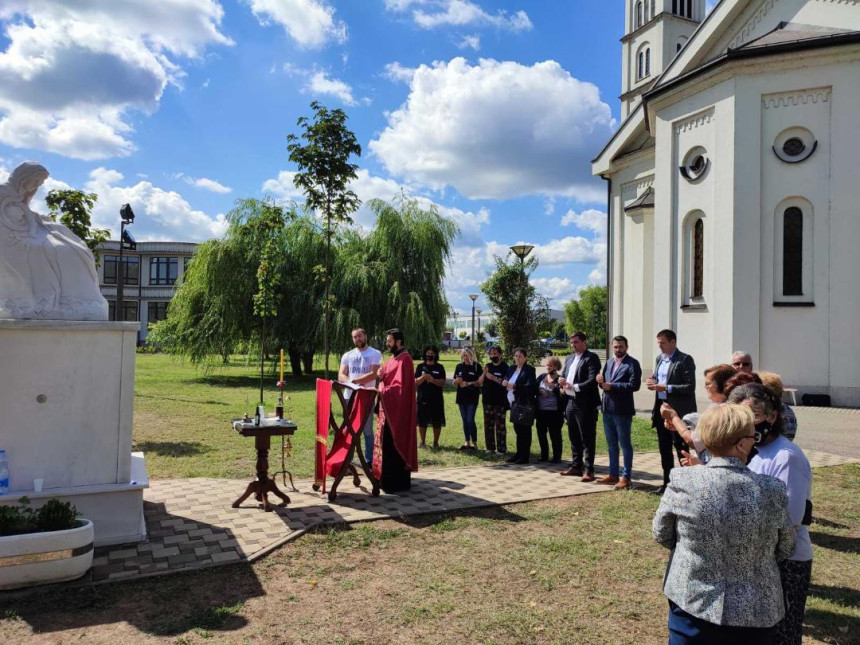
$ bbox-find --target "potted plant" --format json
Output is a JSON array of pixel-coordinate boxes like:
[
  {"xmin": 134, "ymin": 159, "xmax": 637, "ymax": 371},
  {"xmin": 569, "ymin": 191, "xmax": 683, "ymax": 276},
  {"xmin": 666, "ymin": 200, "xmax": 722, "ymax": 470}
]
[{"xmin": 0, "ymin": 497, "xmax": 94, "ymax": 590}]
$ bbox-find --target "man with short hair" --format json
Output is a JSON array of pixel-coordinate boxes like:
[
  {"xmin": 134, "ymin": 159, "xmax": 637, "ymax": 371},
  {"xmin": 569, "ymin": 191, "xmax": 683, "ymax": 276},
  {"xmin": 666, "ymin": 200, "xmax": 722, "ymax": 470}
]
[
  {"xmin": 646, "ymin": 329, "xmax": 697, "ymax": 492},
  {"xmin": 339, "ymin": 328, "xmax": 382, "ymax": 464},
  {"xmin": 596, "ymin": 335, "xmax": 641, "ymax": 490},
  {"xmin": 558, "ymin": 332, "xmax": 602, "ymax": 482},
  {"xmin": 731, "ymin": 351, "xmax": 754, "ymax": 374},
  {"xmin": 479, "ymin": 346, "xmax": 509, "ymax": 454}
]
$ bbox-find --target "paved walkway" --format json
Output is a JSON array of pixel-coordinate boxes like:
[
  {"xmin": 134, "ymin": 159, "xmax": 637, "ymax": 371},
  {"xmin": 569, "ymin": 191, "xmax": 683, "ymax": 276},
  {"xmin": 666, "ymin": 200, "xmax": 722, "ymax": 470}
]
[{"xmin": 82, "ymin": 448, "xmax": 857, "ymax": 585}]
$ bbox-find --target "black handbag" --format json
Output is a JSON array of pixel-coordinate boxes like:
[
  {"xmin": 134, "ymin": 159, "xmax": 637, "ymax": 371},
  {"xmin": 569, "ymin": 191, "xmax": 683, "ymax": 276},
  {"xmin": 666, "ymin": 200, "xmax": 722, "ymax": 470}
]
[{"xmin": 510, "ymin": 400, "xmax": 535, "ymax": 427}]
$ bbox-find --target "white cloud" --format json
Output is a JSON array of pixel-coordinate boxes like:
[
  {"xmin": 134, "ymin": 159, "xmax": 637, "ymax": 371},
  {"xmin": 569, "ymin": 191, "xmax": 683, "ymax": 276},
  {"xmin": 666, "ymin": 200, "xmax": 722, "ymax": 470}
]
[
  {"xmin": 370, "ymin": 58, "xmax": 614, "ymax": 201},
  {"xmin": 262, "ymin": 168, "xmax": 489, "ymax": 245},
  {"xmin": 530, "ymin": 236, "xmax": 605, "ymax": 266},
  {"xmin": 386, "ymin": 1, "xmax": 532, "ymax": 32},
  {"xmin": 560, "ymin": 208, "xmax": 606, "ymax": 239},
  {"xmin": 85, "ymin": 167, "xmax": 227, "ymax": 242},
  {"xmin": 245, "ymin": 0, "xmax": 347, "ymax": 48},
  {"xmin": 185, "ymin": 176, "xmax": 232, "ymax": 194},
  {"xmin": 383, "ymin": 62, "xmax": 416, "ymax": 83},
  {"xmin": 530, "ymin": 276, "xmax": 580, "ymax": 305},
  {"xmin": 306, "ymin": 71, "xmax": 364, "ymax": 106},
  {"xmin": 457, "ymin": 34, "xmax": 481, "ymax": 51},
  {"xmin": 0, "ymin": 0, "xmax": 232, "ymax": 159}
]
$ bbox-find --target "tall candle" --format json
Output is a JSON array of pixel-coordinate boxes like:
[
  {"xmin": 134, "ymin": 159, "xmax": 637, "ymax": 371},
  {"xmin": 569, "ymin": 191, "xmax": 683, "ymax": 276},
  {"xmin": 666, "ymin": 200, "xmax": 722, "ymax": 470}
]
[{"xmin": 280, "ymin": 349, "xmax": 284, "ymax": 382}]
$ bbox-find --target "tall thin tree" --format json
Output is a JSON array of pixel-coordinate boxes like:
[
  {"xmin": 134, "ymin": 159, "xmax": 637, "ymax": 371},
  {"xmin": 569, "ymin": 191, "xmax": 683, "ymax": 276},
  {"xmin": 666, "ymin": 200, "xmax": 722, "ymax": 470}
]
[{"xmin": 287, "ymin": 101, "xmax": 361, "ymax": 378}]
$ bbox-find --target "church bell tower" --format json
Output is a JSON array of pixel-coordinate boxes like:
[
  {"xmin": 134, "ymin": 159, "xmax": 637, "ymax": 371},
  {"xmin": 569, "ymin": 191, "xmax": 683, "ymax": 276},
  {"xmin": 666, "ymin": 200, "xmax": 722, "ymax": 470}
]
[{"xmin": 621, "ymin": 0, "xmax": 706, "ymax": 118}]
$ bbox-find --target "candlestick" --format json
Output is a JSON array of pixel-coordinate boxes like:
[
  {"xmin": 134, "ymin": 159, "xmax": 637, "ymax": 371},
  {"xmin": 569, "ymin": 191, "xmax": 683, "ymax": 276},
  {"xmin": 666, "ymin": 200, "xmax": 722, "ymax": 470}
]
[{"xmin": 280, "ymin": 348, "xmax": 284, "ymax": 382}]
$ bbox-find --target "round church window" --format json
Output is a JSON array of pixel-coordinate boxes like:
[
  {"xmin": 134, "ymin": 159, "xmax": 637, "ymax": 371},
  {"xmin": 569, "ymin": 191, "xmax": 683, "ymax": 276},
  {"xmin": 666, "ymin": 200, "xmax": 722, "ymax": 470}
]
[
  {"xmin": 773, "ymin": 127, "xmax": 817, "ymax": 164},
  {"xmin": 680, "ymin": 146, "xmax": 709, "ymax": 182}
]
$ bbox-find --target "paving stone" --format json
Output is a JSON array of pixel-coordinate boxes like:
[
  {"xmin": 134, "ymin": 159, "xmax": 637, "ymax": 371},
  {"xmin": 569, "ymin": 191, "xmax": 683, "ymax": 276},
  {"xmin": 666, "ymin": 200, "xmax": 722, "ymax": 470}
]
[
  {"xmin": 211, "ymin": 551, "xmax": 241, "ymax": 564},
  {"xmin": 151, "ymin": 546, "xmax": 181, "ymax": 559}
]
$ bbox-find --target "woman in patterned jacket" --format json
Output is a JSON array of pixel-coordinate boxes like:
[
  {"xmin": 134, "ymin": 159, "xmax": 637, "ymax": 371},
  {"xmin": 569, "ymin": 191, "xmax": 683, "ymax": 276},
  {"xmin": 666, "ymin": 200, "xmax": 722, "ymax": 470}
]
[{"xmin": 653, "ymin": 404, "xmax": 795, "ymax": 644}]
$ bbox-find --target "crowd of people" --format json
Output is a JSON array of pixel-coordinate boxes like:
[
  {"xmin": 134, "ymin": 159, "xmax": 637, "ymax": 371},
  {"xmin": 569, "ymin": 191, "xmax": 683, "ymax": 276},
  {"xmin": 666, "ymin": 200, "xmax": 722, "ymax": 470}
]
[{"xmin": 337, "ymin": 326, "xmax": 813, "ymax": 644}]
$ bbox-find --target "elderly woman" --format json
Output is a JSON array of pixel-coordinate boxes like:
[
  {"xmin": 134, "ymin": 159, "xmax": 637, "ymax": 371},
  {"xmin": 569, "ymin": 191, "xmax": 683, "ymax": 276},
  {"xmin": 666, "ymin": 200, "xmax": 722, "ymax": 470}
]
[
  {"xmin": 653, "ymin": 404, "xmax": 795, "ymax": 644},
  {"xmin": 453, "ymin": 348, "xmax": 481, "ymax": 450},
  {"xmin": 536, "ymin": 355, "xmax": 564, "ymax": 462},
  {"xmin": 728, "ymin": 384, "xmax": 812, "ymax": 645},
  {"xmin": 502, "ymin": 347, "xmax": 537, "ymax": 464},
  {"xmin": 660, "ymin": 364, "xmax": 737, "ymax": 464}
]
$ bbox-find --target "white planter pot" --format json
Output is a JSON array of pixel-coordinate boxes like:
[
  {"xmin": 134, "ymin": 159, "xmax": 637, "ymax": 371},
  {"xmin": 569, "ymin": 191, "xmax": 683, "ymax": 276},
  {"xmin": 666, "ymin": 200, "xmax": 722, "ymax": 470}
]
[{"xmin": 0, "ymin": 519, "xmax": 94, "ymax": 590}]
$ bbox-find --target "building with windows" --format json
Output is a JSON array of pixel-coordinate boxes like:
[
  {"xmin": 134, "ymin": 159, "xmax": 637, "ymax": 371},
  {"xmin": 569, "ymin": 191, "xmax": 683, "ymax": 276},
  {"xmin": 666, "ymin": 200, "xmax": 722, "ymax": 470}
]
[
  {"xmin": 97, "ymin": 241, "xmax": 197, "ymax": 343},
  {"xmin": 593, "ymin": 0, "xmax": 860, "ymax": 405}
]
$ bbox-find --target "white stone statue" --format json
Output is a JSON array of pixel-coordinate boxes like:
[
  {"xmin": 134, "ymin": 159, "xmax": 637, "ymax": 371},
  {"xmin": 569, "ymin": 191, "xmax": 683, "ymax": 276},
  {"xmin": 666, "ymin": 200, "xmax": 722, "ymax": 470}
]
[{"xmin": 0, "ymin": 162, "xmax": 108, "ymax": 321}]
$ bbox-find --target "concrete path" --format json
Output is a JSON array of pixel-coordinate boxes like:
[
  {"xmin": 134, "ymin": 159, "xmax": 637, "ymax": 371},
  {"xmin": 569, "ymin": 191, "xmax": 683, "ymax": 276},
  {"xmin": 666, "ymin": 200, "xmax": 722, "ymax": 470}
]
[{"xmin": 76, "ymin": 448, "xmax": 856, "ymax": 584}]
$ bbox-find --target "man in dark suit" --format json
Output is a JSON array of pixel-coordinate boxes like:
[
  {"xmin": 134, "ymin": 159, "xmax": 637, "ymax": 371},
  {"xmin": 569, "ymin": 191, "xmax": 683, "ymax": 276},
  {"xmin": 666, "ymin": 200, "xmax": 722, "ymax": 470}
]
[
  {"xmin": 558, "ymin": 331, "xmax": 602, "ymax": 481},
  {"xmin": 596, "ymin": 335, "xmax": 641, "ymax": 489},
  {"xmin": 646, "ymin": 329, "xmax": 697, "ymax": 491}
]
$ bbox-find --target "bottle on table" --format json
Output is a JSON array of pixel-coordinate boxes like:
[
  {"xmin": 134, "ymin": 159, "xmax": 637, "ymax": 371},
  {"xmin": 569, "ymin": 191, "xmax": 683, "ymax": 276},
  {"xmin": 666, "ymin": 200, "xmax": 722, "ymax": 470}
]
[{"xmin": 275, "ymin": 394, "xmax": 284, "ymax": 420}]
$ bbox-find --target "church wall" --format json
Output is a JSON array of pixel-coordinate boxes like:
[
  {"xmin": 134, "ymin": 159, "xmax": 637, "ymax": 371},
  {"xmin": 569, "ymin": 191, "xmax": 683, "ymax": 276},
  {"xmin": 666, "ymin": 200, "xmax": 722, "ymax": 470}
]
[
  {"xmin": 652, "ymin": 80, "xmax": 738, "ymax": 373},
  {"xmin": 612, "ymin": 162, "xmax": 656, "ymax": 360}
]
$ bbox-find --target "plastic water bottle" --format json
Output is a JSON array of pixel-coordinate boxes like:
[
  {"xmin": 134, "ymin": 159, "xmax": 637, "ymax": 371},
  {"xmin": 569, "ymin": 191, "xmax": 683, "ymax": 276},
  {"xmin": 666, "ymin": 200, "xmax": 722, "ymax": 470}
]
[{"xmin": 0, "ymin": 450, "xmax": 9, "ymax": 496}]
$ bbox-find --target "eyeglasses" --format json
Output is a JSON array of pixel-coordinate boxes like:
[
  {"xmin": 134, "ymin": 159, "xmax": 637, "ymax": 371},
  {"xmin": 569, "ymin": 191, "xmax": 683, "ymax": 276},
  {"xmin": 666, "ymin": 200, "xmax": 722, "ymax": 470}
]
[{"xmin": 733, "ymin": 362, "xmax": 752, "ymax": 367}]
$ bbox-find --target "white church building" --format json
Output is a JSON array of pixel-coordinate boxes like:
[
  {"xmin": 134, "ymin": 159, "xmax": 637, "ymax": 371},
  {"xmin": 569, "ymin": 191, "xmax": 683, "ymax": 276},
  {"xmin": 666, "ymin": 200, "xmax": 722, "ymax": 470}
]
[{"xmin": 593, "ymin": 0, "xmax": 860, "ymax": 406}]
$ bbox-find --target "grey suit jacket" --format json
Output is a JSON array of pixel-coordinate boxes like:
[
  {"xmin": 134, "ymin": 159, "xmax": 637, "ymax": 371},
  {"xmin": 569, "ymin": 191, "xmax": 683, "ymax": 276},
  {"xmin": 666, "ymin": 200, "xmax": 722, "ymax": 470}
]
[{"xmin": 653, "ymin": 457, "xmax": 795, "ymax": 628}]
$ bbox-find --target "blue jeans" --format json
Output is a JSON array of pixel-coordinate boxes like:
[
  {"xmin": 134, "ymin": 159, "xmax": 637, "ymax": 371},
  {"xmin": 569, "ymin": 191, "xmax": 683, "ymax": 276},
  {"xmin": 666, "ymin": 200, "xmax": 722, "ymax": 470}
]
[
  {"xmin": 459, "ymin": 403, "xmax": 478, "ymax": 443},
  {"xmin": 603, "ymin": 413, "xmax": 633, "ymax": 478},
  {"xmin": 362, "ymin": 412, "xmax": 375, "ymax": 464}
]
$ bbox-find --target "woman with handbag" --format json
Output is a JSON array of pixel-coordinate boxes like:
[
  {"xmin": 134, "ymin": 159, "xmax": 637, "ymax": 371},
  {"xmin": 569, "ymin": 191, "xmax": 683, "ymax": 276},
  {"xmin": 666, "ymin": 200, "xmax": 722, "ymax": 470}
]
[
  {"xmin": 502, "ymin": 347, "xmax": 538, "ymax": 464},
  {"xmin": 536, "ymin": 355, "xmax": 564, "ymax": 462}
]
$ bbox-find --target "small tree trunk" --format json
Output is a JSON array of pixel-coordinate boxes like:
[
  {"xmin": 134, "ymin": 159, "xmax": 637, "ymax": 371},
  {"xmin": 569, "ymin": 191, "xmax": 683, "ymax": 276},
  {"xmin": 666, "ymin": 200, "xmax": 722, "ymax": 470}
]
[
  {"xmin": 288, "ymin": 348, "xmax": 303, "ymax": 377},
  {"xmin": 302, "ymin": 351, "xmax": 314, "ymax": 375}
]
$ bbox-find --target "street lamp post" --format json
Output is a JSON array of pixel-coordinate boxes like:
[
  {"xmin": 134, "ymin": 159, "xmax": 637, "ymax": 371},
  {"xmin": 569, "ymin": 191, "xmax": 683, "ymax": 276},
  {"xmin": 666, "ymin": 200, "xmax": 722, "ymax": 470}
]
[
  {"xmin": 115, "ymin": 204, "xmax": 136, "ymax": 322},
  {"xmin": 509, "ymin": 244, "xmax": 534, "ymax": 265},
  {"xmin": 469, "ymin": 294, "xmax": 478, "ymax": 344},
  {"xmin": 476, "ymin": 308, "xmax": 482, "ymax": 340}
]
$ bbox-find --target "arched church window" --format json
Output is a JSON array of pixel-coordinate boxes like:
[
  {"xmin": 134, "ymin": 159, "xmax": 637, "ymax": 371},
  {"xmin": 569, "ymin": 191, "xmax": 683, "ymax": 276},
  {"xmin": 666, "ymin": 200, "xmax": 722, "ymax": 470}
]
[
  {"xmin": 645, "ymin": 48, "xmax": 651, "ymax": 76},
  {"xmin": 692, "ymin": 218, "xmax": 704, "ymax": 299},
  {"xmin": 672, "ymin": 0, "xmax": 678, "ymax": 14},
  {"xmin": 783, "ymin": 207, "xmax": 803, "ymax": 296},
  {"xmin": 638, "ymin": 52, "xmax": 644, "ymax": 79},
  {"xmin": 651, "ymin": 0, "xmax": 656, "ymax": 19},
  {"xmin": 637, "ymin": 1, "xmax": 643, "ymax": 27}
]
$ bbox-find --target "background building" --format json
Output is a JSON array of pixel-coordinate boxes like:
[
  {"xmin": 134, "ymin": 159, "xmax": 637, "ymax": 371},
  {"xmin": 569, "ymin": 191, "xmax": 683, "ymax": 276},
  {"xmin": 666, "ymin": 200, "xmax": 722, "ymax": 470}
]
[
  {"xmin": 97, "ymin": 241, "xmax": 197, "ymax": 343},
  {"xmin": 594, "ymin": 0, "xmax": 860, "ymax": 405}
]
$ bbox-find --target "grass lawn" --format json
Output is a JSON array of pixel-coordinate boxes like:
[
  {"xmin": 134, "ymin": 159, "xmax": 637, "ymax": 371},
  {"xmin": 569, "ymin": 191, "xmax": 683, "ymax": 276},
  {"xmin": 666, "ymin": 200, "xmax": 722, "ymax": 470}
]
[
  {"xmin": 1, "ymin": 464, "xmax": 856, "ymax": 644},
  {"xmin": 133, "ymin": 353, "xmax": 656, "ymax": 480}
]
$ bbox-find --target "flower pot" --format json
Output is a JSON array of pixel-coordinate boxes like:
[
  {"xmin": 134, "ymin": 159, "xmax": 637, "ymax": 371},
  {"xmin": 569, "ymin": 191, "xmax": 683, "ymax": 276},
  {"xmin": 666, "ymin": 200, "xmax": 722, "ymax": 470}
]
[{"xmin": 0, "ymin": 519, "xmax": 94, "ymax": 590}]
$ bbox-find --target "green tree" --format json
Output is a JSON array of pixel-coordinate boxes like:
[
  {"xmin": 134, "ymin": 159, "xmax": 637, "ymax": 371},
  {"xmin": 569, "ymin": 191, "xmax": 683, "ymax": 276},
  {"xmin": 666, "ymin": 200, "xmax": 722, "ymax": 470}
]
[
  {"xmin": 329, "ymin": 198, "xmax": 458, "ymax": 356},
  {"xmin": 564, "ymin": 285, "xmax": 608, "ymax": 348},
  {"xmin": 287, "ymin": 101, "xmax": 362, "ymax": 377},
  {"xmin": 485, "ymin": 320, "xmax": 498, "ymax": 338},
  {"xmin": 45, "ymin": 190, "xmax": 109, "ymax": 266},
  {"xmin": 481, "ymin": 253, "xmax": 548, "ymax": 358}
]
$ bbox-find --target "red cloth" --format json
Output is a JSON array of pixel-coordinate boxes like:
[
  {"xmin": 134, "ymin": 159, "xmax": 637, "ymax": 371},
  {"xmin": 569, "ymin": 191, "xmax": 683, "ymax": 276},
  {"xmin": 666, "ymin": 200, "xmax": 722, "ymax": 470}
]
[
  {"xmin": 315, "ymin": 379, "xmax": 377, "ymax": 493},
  {"xmin": 373, "ymin": 350, "xmax": 418, "ymax": 479}
]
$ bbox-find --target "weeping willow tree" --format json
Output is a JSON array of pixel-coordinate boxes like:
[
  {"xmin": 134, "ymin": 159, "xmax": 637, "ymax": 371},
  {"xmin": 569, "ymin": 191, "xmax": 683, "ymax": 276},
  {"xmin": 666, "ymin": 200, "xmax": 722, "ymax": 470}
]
[{"xmin": 330, "ymin": 198, "xmax": 458, "ymax": 356}]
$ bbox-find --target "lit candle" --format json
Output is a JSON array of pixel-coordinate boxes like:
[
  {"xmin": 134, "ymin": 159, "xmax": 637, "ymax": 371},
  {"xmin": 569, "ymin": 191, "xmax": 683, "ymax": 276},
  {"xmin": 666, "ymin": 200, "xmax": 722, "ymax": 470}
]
[{"xmin": 280, "ymin": 349, "xmax": 284, "ymax": 382}]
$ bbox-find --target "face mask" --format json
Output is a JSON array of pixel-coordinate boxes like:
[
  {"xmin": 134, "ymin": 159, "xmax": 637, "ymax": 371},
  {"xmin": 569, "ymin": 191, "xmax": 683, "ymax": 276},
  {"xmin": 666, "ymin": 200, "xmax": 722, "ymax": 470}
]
[
  {"xmin": 753, "ymin": 420, "xmax": 773, "ymax": 444},
  {"xmin": 491, "ymin": 356, "xmax": 500, "ymax": 363}
]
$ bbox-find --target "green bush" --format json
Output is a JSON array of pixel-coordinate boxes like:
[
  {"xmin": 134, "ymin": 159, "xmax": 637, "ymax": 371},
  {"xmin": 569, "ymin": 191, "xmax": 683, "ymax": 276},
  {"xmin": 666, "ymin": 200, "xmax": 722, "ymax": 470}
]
[{"xmin": 0, "ymin": 497, "xmax": 81, "ymax": 537}]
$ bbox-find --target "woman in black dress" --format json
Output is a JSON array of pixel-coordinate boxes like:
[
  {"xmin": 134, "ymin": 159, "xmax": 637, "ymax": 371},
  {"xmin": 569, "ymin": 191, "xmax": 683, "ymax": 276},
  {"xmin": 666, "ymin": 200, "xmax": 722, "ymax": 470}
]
[{"xmin": 536, "ymin": 355, "xmax": 564, "ymax": 462}]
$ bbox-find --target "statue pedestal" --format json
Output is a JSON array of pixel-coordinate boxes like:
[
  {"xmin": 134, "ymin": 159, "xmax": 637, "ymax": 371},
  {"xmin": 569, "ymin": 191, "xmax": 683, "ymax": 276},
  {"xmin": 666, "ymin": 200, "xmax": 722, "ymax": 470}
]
[{"xmin": 0, "ymin": 320, "xmax": 147, "ymax": 546}]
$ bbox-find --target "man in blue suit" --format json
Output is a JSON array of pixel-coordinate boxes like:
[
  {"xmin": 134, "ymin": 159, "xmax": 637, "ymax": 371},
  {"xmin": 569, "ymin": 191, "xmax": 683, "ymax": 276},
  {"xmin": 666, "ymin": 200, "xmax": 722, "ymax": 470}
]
[{"xmin": 596, "ymin": 335, "xmax": 642, "ymax": 490}]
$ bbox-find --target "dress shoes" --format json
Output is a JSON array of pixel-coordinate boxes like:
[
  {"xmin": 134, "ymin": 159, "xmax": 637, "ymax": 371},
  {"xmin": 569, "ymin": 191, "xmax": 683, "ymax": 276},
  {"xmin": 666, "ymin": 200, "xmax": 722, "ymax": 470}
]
[
  {"xmin": 614, "ymin": 477, "xmax": 631, "ymax": 490},
  {"xmin": 596, "ymin": 474, "xmax": 619, "ymax": 485},
  {"xmin": 514, "ymin": 457, "xmax": 529, "ymax": 465},
  {"xmin": 560, "ymin": 466, "xmax": 583, "ymax": 477},
  {"xmin": 580, "ymin": 472, "xmax": 596, "ymax": 483},
  {"xmin": 655, "ymin": 484, "xmax": 668, "ymax": 495},
  {"xmin": 505, "ymin": 455, "xmax": 520, "ymax": 464}
]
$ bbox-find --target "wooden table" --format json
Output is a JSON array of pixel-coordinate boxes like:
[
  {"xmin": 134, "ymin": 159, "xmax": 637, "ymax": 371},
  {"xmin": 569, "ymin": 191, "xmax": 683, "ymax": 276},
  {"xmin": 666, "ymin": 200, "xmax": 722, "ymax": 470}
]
[{"xmin": 231, "ymin": 419, "xmax": 297, "ymax": 512}]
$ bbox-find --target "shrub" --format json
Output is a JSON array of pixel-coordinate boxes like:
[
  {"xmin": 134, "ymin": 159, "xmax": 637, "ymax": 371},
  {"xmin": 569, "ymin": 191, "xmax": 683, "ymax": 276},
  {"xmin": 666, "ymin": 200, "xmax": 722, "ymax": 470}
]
[{"xmin": 0, "ymin": 497, "xmax": 81, "ymax": 537}]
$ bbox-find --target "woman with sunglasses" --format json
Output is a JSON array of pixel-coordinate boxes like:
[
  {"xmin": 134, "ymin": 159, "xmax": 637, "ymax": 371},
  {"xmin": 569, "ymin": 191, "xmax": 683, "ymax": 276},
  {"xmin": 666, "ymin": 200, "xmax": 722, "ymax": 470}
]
[
  {"xmin": 653, "ymin": 404, "xmax": 795, "ymax": 643},
  {"xmin": 415, "ymin": 345, "xmax": 446, "ymax": 449},
  {"xmin": 728, "ymin": 384, "xmax": 813, "ymax": 645}
]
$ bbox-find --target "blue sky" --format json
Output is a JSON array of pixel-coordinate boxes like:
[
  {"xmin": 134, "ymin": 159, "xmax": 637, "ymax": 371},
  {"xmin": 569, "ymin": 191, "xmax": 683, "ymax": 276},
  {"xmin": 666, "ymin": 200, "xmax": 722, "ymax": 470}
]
[{"xmin": 0, "ymin": 0, "xmax": 641, "ymax": 314}]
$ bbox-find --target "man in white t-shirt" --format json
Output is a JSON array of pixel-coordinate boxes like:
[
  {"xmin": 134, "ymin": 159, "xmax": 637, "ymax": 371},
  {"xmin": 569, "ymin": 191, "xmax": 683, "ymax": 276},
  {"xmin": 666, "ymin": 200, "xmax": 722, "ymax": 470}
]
[{"xmin": 339, "ymin": 328, "xmax": 382, "ymax": 464}]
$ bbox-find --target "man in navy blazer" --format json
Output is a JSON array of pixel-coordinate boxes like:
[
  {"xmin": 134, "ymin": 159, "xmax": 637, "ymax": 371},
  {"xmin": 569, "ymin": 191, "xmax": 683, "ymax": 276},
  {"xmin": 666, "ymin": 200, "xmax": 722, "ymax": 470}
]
[
  {"xmin": 597, "ymin": 335, "xmax": 641, "ymax": 489},
  {"xmin": 646, "ymin": 329, "xmax": 697, "ymax": 491},
  {"xmin": 558, "ymin": 331, "xmax": 602, "ymax": 481}
]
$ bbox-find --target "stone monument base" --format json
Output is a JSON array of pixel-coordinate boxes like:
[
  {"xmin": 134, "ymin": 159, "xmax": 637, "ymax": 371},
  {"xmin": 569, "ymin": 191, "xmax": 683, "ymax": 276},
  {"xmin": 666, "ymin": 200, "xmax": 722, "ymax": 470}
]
[{"xmin": 0, "ymin": 320, "xmax": 147, "ymax": 546}]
